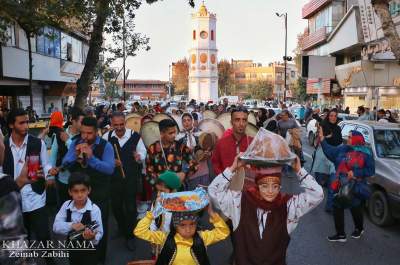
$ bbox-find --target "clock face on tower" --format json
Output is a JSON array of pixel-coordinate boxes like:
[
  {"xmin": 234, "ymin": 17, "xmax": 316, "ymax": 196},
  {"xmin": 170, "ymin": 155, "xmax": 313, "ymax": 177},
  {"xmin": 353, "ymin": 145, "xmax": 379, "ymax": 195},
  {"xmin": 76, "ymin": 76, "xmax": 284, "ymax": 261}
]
[
  {"xmin": 200, "ymin": 53, "xmax": 208, "ymax": 64},
  {"xmin": 200, "ymin": 31, "xmax": 208, "ymax": 39}
]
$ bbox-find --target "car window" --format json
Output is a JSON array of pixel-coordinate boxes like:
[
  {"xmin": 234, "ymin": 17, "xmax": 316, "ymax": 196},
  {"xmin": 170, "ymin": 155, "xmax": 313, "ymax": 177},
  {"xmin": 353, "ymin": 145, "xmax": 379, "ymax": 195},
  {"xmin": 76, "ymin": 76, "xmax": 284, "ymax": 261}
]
[
  {"xmin": 341, "ymin": 124, "xmax": 356, "ymax": 138},
  {"xmin": 374, "ymin": 130, "xmax": 400, "ymax": 159},
  {"xmin": 355, "ymin": 126, "xmax": 371, "ymax": 143}
]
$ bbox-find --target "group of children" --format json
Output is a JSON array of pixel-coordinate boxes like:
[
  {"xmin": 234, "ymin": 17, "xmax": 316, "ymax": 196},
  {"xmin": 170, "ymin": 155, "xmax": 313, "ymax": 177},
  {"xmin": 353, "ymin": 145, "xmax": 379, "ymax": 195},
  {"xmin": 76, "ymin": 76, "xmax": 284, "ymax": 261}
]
[{"xmin": 53, "ymin": 150, "xmax": 323, "ymax": 265}]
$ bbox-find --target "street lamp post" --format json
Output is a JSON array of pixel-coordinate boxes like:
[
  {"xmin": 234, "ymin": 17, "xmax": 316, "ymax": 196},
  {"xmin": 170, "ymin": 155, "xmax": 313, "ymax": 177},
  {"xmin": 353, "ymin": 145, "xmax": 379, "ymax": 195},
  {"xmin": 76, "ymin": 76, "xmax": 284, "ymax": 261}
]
[
  {"xmin": 122, "ymin": 14, "xmax": 126, "ymax": 102},
  {"xmin": 168, "ymin": 64, "xmax": 171, "ymax": 98},
  {"xmin": 276, "ymin": 12, "xmax": 292, "ymax": 103}
]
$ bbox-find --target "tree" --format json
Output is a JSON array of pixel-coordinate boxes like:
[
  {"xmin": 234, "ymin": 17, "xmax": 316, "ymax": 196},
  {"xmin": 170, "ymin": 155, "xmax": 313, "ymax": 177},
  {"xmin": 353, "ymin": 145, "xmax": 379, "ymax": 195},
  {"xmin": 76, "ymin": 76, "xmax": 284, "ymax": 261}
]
[
  {"xmin": 172, "ymin": 58, "xmax": 189, "ymax": 95},
  {"xmin": 218, "ymin": 59, "xmax": 234, "ymax": 95},
  {"xmin": 100, "ymin": 67, "xmax": 119, "ymax": 99},
  {"xmin": 71, "ymin": 0, "xmax": 195, "ymax": 108},
  {"xmin": 371, "ymin": 0, "xmax": 400, "ymax": 61},
  {"xmin": 247, "ymin": 80, "xmax": 273, "ymax": 100},
  {"xmin": 293, "ymin": 29, "xmax": 308, "ymax": 72},
  {"xmin": 292, "ymin": 76, "xmax": 308, "ymax": 103},
  {"xmin": 0, "ymin": 0, "xmax": 73, "ymax": 107}
]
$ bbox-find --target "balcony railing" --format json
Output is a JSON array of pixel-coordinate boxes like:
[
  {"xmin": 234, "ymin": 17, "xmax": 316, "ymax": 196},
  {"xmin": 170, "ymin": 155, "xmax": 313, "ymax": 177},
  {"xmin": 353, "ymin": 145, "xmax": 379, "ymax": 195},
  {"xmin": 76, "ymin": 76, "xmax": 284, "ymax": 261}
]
[
  {"xmin": 301, "ymin": 27, "xmax": 328, "ymax": 51},
  {"xmin": 302, "ymin": 0, "xmax": 332, "ymax": 19}
]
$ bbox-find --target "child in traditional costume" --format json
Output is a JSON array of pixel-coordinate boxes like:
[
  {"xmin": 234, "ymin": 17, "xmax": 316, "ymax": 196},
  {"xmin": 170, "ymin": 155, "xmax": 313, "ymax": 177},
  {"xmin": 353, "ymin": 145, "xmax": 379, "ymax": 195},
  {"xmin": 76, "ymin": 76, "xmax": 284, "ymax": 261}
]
[
  {"xmin": 134, "ymin": 189, "xmax": 229, "ymax": 265},
  {"xmin": 208, "ymin": 155, "xmax": 323, "ymax": 265}
]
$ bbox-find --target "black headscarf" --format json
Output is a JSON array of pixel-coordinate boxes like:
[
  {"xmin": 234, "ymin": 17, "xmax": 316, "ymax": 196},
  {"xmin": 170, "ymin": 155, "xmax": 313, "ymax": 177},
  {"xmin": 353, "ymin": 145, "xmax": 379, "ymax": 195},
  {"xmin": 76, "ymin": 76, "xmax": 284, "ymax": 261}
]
[{"xmin": 320, "ymin": 109, "xmax": 342, "ymax": 146}]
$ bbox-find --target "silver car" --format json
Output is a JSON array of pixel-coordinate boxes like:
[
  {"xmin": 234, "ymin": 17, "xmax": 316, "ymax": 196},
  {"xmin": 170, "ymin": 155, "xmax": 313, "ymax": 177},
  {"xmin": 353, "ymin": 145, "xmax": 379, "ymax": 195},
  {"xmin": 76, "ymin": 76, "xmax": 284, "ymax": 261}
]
[{"xmin": 338, "ymin": 120, "xmax": 400, "ymax": 226}]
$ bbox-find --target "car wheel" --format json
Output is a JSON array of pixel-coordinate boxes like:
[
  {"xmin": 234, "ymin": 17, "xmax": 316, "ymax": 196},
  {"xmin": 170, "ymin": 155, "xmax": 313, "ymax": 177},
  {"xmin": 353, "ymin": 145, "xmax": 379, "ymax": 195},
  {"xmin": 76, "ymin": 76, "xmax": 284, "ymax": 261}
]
[
  {"xmin": 368, "ymin": 190, "xmax": 394, "ymax": 226},
  {"xmin": 308, "ymin": 132, "xmax": 315, "ymax": 146}
]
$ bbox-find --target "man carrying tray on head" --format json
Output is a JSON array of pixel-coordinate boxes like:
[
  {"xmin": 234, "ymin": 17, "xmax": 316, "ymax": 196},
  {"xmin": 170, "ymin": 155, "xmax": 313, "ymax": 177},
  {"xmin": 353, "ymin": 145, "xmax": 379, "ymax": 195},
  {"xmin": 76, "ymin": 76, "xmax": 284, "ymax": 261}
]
[{"xmin": 208, "ymin": 129, "xmax": 324, "ymax": 265}]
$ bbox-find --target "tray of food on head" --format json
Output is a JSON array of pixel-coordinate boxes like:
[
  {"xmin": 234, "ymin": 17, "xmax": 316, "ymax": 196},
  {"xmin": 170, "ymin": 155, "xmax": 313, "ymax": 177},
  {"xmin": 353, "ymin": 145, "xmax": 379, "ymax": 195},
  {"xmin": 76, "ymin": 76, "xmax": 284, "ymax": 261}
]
[
  {"xmin": 240, "ymin": 127, "xmax": 297, "ymax": 166},
  {"xmin": 160, "ymin": 187, "xmax": 209, "ymax": 212}
]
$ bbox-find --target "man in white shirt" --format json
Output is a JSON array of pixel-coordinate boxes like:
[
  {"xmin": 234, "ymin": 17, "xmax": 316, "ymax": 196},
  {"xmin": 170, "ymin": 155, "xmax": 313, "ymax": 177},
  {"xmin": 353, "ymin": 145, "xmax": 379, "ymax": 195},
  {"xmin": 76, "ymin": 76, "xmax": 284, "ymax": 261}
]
[
  {"xmin": 102, "ymin": 111, "xmax": 146, "ymax": 250},
  {"xmin": 2, "ymin": 108, "xmax": 55, "ymax": 265}
]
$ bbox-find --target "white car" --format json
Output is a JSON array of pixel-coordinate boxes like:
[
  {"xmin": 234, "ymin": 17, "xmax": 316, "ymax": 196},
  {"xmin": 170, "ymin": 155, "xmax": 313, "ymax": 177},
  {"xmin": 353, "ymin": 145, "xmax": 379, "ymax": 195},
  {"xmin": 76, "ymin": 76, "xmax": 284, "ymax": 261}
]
[{"xmin": 306, "ymin": 113, "xmax": 358, "ymax": 146}]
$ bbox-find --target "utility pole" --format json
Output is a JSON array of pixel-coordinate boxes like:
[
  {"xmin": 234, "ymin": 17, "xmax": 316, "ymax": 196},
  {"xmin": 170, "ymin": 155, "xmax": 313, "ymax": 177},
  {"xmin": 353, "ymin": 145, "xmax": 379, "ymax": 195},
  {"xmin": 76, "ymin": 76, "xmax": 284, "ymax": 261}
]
[
  {"xmin": 276, "ymin": 12, "xmax": 292, "ymax": 103},
  {"xmin": 284, "ymin": 13, "xmax": 287, "ymax": 102},
  {"xmin": 123, "ymin": 13, "xmax": 126, "ymax": 102}
]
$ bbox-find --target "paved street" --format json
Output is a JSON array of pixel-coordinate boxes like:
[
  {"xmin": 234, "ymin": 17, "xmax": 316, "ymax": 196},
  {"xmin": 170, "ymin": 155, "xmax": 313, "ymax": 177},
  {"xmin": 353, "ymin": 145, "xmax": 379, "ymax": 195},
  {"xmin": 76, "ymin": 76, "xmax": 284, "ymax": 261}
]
[{"xmin": 98, "ymin": 127, "xmax": 400, "ymax": 265}]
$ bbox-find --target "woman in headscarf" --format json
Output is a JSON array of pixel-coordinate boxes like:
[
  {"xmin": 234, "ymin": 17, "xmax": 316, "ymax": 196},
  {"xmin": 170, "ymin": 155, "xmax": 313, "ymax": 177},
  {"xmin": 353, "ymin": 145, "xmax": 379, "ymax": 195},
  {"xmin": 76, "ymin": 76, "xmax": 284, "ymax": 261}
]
[
  {"xmin": 263, "ymin": 109, "xmax": 278, "ymax": 133},
  {"xmin": 256, "ymin": 108, "xmax": 268, "ymax": 128},
  {"xmin": 312, "ymin": 108, "xmax": 342, "ymax": 212},
  {"xmin": 176, "ymin": 113, "xmax": 212, "ymax": 190},
  {"xmin": 208, "ymin": 156, "xmax": 323, "ymax": 265},
  {"xmin": 319, "ymin": 129, "xmax": 375, "ymax": 242}
]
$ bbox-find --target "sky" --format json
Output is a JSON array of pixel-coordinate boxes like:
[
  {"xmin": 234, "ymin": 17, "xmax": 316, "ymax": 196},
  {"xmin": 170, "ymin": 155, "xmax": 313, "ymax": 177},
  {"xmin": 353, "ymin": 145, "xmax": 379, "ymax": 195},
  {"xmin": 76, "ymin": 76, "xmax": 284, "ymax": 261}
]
[{"xmin": 109, "ymin": 0, "xmax": 309, "ymax": 81}]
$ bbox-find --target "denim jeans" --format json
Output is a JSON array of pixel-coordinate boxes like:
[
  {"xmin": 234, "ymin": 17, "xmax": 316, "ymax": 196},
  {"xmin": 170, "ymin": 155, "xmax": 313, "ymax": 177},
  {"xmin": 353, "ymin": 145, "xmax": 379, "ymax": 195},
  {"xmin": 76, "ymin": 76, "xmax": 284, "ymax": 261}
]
[{"xmin": 326, "ymin": 173, "xmax": 337, "ymax": 211}]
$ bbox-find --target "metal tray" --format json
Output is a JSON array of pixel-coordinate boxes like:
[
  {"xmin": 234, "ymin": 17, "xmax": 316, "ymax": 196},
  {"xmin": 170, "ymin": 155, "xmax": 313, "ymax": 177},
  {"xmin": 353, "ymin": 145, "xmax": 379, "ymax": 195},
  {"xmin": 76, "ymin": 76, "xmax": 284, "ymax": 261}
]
[{"xmin": 239, "ymin": 154, "xmax": 296, "ymax": 167}]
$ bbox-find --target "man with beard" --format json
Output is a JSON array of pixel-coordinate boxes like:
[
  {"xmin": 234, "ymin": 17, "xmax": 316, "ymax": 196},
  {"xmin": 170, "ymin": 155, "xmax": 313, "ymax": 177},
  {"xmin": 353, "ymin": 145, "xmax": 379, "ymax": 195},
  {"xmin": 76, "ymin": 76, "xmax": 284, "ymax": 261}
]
[
  {"xmin": 102, "ymin": 112, "xmax": 146, "ymax": 250},
  {"xmin": 2, "ymin": 108, "xmax": 55, "ymax": 265},
  {"xmin": 211, "ymin": 107, "xmax": 253, "ymax": 175},
  {"xmin": 62, "ymin": 116, "xmax": 114, "ymax": 263}
]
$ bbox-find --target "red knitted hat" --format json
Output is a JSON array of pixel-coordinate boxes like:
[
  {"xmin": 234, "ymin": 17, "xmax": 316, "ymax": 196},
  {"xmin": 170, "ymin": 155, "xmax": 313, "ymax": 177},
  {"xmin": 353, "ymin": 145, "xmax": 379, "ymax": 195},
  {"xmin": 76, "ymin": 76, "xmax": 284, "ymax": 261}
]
[
  {"xmin": 49, "ymin": 111, "xmax": 63, "ymax": 128},
  {"xmin": 252, "ymin": 166, "xmax": 282, "ymax": 184}
]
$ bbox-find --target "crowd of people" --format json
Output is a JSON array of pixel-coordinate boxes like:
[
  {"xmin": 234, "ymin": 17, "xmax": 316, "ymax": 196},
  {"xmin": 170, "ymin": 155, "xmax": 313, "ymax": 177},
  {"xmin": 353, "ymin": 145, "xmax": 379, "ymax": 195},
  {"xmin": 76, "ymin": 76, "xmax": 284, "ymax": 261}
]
[{"xmin": 0, "ymin": 98, "xmax": 382, "ymax": 265}]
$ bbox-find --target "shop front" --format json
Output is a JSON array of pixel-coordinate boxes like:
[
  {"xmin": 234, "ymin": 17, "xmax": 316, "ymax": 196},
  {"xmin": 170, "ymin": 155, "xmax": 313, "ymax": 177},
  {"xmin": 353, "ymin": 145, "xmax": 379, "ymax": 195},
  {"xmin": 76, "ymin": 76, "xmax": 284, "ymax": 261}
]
[{"xmin": 336, "ymin": 60, "xmax": 400, "ymax": 113}]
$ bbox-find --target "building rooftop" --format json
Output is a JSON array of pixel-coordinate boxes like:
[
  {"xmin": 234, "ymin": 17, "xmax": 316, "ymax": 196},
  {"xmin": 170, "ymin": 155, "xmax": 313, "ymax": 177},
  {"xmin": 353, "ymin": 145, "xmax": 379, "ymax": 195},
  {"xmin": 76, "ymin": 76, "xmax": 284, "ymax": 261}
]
[{"xmin": 116, "ymin": 80, "xmax": 168, "ymax": 85}]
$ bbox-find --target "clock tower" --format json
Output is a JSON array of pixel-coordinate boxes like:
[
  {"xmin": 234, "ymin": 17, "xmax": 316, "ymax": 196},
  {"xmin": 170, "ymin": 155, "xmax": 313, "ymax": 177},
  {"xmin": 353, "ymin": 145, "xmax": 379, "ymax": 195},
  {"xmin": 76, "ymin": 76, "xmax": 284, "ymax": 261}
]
[{"xmin": 188, "ymin": 2, "xmax": 218, "ymax": 103}]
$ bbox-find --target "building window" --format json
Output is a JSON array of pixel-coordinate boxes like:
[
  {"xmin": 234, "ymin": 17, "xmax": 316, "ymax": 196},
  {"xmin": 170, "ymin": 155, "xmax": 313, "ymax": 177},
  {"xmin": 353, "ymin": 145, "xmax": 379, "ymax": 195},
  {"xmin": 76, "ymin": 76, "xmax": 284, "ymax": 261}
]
[
  {"xmin": 193, "ymin": 30, "xmax": 196, "ymax": 40},
  {"xmin": 291, "ymin": 71, "xmax": 295, "ymax": 78},
  {"xmin": 61, "ymin": 33, "xmax": 87, "ymax": 64},
  {"xmin": 309, "ymin": 5, "xmax": 333, "ymax": 34},
  {"xmin": 36, "ymin": 27, "xmax": 61, "ymax": 58},
  {"xmin": 5, "ymin": 23, "xmax": 16, "ymax": 46},
  {"xmin": 235, "ymin": 72, "xmax": 245, "ymax": 79},
  {"xmin": 211, "ymin": 30, "xmax": 214, "ymax": 40},
  {"xmin": 250, "ymin": 73, "xmax": 257, "ymax": 79}
]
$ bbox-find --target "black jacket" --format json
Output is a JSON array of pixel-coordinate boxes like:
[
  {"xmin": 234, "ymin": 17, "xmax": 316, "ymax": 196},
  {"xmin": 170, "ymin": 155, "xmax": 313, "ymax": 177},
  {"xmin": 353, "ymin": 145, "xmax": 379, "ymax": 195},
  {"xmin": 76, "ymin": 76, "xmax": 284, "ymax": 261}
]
[{"xmin": 313, "ymin": 114, "xmax": 342, "ymax": 146}]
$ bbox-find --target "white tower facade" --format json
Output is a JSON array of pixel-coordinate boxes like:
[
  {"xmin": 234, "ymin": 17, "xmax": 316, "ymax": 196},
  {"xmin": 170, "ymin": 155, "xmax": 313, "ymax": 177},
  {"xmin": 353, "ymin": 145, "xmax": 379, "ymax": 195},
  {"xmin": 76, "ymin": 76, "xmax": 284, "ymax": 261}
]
[{"xmin": 188, "ymin": 3, "xmax": 218, "ymax": 103}]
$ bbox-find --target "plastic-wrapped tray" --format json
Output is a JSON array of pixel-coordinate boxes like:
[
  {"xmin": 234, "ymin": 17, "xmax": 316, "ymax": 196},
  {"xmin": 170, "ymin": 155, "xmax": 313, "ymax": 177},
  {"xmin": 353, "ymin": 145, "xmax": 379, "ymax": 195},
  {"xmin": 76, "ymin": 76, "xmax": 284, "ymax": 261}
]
[
  {"xmin": 160, "ymin": 188, "xmax": 209, "ymax": 212},
  {"xmin": 239, "ymin": 155, "xmax": 296, "ymax": 166},
  {"xmin": 239, "ymin": 127, "xmax": 297, "ymax": 166}
]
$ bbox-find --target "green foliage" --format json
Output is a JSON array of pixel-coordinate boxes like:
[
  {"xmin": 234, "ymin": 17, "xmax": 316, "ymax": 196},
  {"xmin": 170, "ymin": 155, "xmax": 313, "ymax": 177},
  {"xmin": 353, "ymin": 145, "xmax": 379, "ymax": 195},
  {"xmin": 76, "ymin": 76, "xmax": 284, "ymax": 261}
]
[
  {"xmin": 247, "ymin": 80, "xmax": 273, "ymax": 100},
  {"xmin": 218, "ymin": 59, "xmax": 234, "ymax": 95},
  {"xmin": 172, "ymin": 58, "xmax": 189, "ymax": 95},
  {"xmin": 292, "ymin": 77, "xmax": 308, "ymax": 103}
]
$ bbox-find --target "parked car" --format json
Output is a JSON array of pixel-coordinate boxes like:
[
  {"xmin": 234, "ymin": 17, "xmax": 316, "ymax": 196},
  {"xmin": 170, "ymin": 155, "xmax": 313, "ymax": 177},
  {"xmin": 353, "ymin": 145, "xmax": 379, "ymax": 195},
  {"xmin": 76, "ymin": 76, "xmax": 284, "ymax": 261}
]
[
  {"xmin": 306, "ymin": 113, "xmax": 358, "ymax": 146},
  {"xmin": 338, "ymin": 120, "xmax": 400, "ymax": 226}
]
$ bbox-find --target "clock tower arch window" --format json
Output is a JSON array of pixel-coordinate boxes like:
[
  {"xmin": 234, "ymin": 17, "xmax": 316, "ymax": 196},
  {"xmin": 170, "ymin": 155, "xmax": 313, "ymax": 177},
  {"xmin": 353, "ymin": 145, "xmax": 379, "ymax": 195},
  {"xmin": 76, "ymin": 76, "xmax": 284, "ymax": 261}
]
[
  {"xmin": 211, "ymin": 30, "xmax": 214, "ymax": 41},
  {"xmin": 193, "ymin": 30, "xmax": 196, "ymax": 40}
]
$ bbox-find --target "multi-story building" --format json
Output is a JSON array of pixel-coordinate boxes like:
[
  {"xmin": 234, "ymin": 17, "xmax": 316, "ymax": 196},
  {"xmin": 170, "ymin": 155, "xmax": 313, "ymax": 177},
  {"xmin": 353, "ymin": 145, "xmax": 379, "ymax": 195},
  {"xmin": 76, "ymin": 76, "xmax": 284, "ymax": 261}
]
[
  {"xmin": 301, "ymin": 0, "xmax": 346, "ymax": 105},
  {"xmin": 231, "ymin": 59, "xmax": 299, "ymax": 99},
  {"xmin": 302, "ymin": 0, "xmax": 400, "ymax": 112},
  {"xmin": 0, "ymin": 22, "xmax": 90, "ymax": 115},
  {"xmin": 116, "ymin": 79, "xmax": 168, "ymax": 100}
]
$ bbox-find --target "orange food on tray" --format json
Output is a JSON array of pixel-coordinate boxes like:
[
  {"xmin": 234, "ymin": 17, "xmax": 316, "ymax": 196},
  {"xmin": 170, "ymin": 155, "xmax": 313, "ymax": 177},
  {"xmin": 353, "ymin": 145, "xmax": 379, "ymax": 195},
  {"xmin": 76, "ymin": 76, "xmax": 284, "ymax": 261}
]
[{"xmin": 162, "ymin": 197, "xmax": 189, "ymax": 211}]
